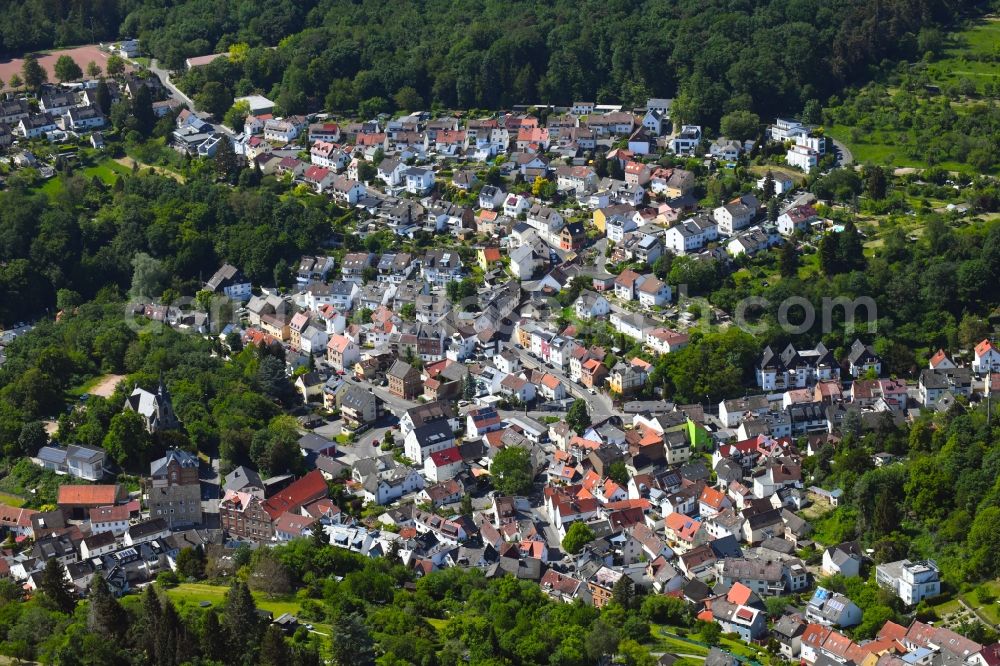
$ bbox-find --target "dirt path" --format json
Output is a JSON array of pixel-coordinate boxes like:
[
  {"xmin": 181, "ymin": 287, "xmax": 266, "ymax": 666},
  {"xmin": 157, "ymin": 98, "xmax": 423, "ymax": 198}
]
[
  {"xmin": 115, "ymin": 157, "xmax": 185, "ymax": 182},
  {"xmin": 89, "ymin": 373, "xmax": 125, "ymax": 397},
  {"xmin": 958, "ymin": 597, "xmax": 998, "ymax": 630}
]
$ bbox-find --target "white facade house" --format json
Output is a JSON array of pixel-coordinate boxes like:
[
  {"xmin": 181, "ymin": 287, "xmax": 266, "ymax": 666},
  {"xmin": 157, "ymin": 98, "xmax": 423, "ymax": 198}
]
[
  {"xmin": 757, "ymin": 173, "xmax": 795, "ymax": 195},
  {"xmin": 875, "ymin": 559, "xmax": 940, "ymax": 606},
  {"xmin": 403, "ymin": 167, "xmax": 435, "ymax": 194},
  {"xmin": 637, "ymin": 277, "xmax": 672, "ymax": 308},
  {"xmin": 777, "ymin": 205, "xmax": 819, "ymax": 236},
  {"xmin": 664, "ymin": 216, "xmax": 718, "ymax": 255},
  {"xmin": 786, "ymin": 144, "xmax": 819, "ymax": 173},
  {"xmin": 670, "ymin": 125, "xmax": 702, "ymax": 154},
  {"xmin": 974, "ymin": 339, "xmax": 1000, "ymax": 374},
  {"xmin": 713, "ymin": 202, "xmax": 754, "ymax": 235},
  {"xmin": 263, "ymin": 119, "xmax": 301, "ymax": 143}
]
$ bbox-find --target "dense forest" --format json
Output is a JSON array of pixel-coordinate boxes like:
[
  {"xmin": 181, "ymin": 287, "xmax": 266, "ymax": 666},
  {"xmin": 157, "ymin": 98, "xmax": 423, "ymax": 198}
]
[{"xmin": 0, "ymin": 0, "xmax": 988, "ymax": 126}]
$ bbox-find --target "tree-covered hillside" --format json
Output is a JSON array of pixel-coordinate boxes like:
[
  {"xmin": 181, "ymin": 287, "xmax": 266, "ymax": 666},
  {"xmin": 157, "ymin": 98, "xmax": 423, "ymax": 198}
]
[{"xmin": 0, "ymin": 0, "xmax": 988, "ymax": 127}]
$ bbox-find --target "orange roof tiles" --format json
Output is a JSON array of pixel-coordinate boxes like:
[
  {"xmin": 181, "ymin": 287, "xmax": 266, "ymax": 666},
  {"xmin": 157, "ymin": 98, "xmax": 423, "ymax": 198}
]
[{"xmin": 57, "ymin": 485, "xmax": 121, "ymax": 506}]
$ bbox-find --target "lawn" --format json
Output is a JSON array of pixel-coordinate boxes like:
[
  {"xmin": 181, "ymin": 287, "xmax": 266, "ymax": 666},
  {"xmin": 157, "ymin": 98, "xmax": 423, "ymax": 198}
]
[
  {"xmin": 748, "ymin": 165, "xmax": 808, "ymax": 186},
  {"xmin": 649, "ymin": 626, "xmax": 710, "ymax": 658},
  {"xmin": 0, "ymin": 491, "xmax": 26, "ymax": 508},
  {"xmin": 165, "ymin": 582, "xmax": 332, "ymax": 636},
  {"xmin": 82, "ymin": 159, "xmax": 131, "ymax": 184},
  {"xmin": 825, "ymin": 18, "xmax": 1000, "ymax": 172}
]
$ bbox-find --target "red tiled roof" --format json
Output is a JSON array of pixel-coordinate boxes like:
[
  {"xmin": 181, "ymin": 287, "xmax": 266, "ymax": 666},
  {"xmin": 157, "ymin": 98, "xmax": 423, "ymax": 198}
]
[
  {"xmin": 90, "ymin": 504, "xmax": 130, "ymax": 523},
  {"xmin": 429, "ymin": 447, "xmax": 462, "ymax": 467},
  {"xmin": 261, "ymin": 470, "xmax": 327, "ymax": 520},
  {"xmin": 57, "ymin": 485, "xmax": 120, "ymax": 506},
  {"xmin": 976, "ymin": 339, "xmax": 997, "ymax": 357}
]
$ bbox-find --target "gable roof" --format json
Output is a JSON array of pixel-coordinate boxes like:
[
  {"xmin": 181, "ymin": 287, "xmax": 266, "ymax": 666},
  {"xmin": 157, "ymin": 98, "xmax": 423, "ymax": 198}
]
[{"xmin": 57, "ymin": 485, "xmax": 120, "ymax": 506}]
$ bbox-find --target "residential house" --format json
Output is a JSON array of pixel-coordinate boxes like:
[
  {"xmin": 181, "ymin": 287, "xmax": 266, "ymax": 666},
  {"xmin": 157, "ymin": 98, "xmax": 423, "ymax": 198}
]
[
  {"xmin": 637, "ymin": 277, "xmax": 671, "ymax": 308},
  {"xmin": 847, "ymin": 339, "xmax": 882, "ymax": 377},
  {"xmin": 777, "ymin": 204, "xmax": 819, "ymax": 236},
  {"xmin": 714, "ymin": 201, "xmax": 755, "ymax": 235},
  {"xmin": 875, "ymin": 560, "xmax": 940, "ymax": 605},
  {"xmin": 575, "ymin": 291, "xmax": 610, "ymax": 320},
  {"xmin": 670, "ymin": 125, "xmax": 702, "ymax": 154},
  {"xmin": 146, "ymin": 449, "xmax": 202, "ymax": 528},
  {"xmin": 806, "ymin": 587, "xmax": 863, "ymax": 627},
  {"xmin": 388, "ymin": 360, "xmax": 422, "ymax": 400},
  {"xmin": 822, "ymin": 541, "xmax": 864, "ymax": 578},
  {"xmin": 205, "ymin": 263, "xmax": 252, "ymax": 302},
  {"xmin": 403, "ymin": 167, "xmax": 435, "ymax": 194},
  {"xmin": 326, "ymin": 334, "xmax": 360, "ymax": 372},
  {"xmin": 974, "ymin": 339, "xmax": 1000, "ymax": 374}
]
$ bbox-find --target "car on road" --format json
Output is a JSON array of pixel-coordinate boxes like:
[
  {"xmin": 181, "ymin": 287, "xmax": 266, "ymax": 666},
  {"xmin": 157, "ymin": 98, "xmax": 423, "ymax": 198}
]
[{"xmin": 588, "ymin": 387, "xmax": 596, "ymax": 395}]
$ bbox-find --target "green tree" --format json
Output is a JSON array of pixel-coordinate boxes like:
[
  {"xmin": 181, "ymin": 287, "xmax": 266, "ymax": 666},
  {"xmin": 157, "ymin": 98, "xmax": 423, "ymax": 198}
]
[
  {"xmin": 17, "ymin": 420, "xmax": 47, "ymax": 456},
  {"xmin": 214, "ymin": 136, "xmax": 239, "ymax": 182},
  {"xmin": 608, "ymin": 460, "xmax": 629, "ymax": 486},
  {"xmin": 331, "ymin": 612, "xmax": 374, "ymax": 666},
  {"xmin": 200, "ymin": 611, "xmax": 227, "ymax": 663},
  {"xmin": 393, "ymin": 86, "xmax": 424, "ymax": 111},
  {"xmin": 8, "ymin": 73, "xmax": 22, "ymax": 90},
  {"xmin": 612, "ymin": 574, "xmax": 635, "ymax": 609},
  {"xmin": 260, "ymin": 625, "xmax": 292, "ymax": 666},
  {"xmin": 38, "ymin": 557, "xmax": 76, "ymax": 614},
  {"xmin": 247, "ymin": 548, "xmax": 293, "ymax": 597},
  {"xmin": 463, "ymin": 373, "xmax": 476, "ymax": 401},
  {"xmin": 617, "ymin": 639, "xmax": 656, "ymax": 666},
  {"xmin": 196, "ymin": 81, "xmax": 233, "ymax": 118},
  {"xmin": 767, "ymin": 198, "xmax": 779, "ymax": 222},
  {"xmin": 53, "ymin": 55, "xmax": 83, "ymax": 82},
  {"xmin": 224, "ymin": 100, "xmax": 251, "ymax": 132},
  {"xmin": 779, "ymin": 241, "xmax": 799, "ymax": 278},
  {"xmin": 562, "ymin": 521, "xmax": 596, "ymax": 554},
  {"xmin": 491, "ymin": 446, "xmax": 534, "ymax": 495},
  {"xmin": 223, "ymin": 581, "xmax": 262, "ymax": 662},
  {"xmin": 130, "ymin": 252, "xmax": 168, "ymax": 300},
  {"xmin": 175, "ymin": 547, "xmax": 205, "ymax": 579},
  {"xmin": 700, "ymin": 621, "xmax": 722, "ymax": 645},
  {"xmin": 641, "ymin": 594, "xmax": 690, "ymax": 625},
  {"xmin": 96, "ymin": 78, "xmax": 113, "ymax": 116},
  {"xmin": 819, "ymin": 233, "xmax": 840, "ymax": 275},
  {"xmin": 358, "ymin": 96, "xmax": 390, "ymax": 118},
  {"xmin": 256, "ymin": 356, "xmax": 296, "ymax": 406},
  {"xmin": 566, "ymin": 399, "xmax": 590, "ymax": 434},
  {"xmin": 86, "ymin": 60, "xmax": 102, "ymax": 78},
  {"xmin": 87, "ymin": 573, "xmax": 126, "ymax": 638},
  {"xmin": 22, "ymin": 53, "xmax": 48, "ymax": 91},
  {"xmin": 102, "ymin": 410, "xmax": 152, "ymax": 469},
  {"xmin": 586, "ymin": 618, "xmax": 620, "ymax": 661},
  {"xmin": 720, "ymin": 110, "xmax": 761, "ymax": 141},
  {"xmin": 761, "ymin": 171, "xmax": 775, "ymax": 201},
  {"xmin": 132, "ymin": 82, "xmax": 155, "ymax": 135},
  {"xmin": 863, "ymin": 165, "xmax": 888, "ymax": 200},
  {"xmin": 105, "ymin": 54, "xmax": 126, "ymax": 77}
]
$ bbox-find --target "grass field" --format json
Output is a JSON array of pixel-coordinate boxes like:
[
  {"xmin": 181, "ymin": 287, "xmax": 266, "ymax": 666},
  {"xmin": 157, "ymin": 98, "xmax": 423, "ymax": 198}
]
[
  {"xmin": 84, "ymin": 159, "xmax": 131, "ymax": 184},
  {"xmin": 0, "ymin": 491, "xmax": 26, "ymax": 508},
  {"xmin": 165, "ymin": 583, "xmax": 332, "ymax": 636},
  {"xmin": 927, "ymin": 18, "xmax": 1000, "ymax": 91},
  {"xmin": 749, "ymin": 165, "xmax": 808, "ymax": 185},
  {"xmin": 649, "ymin": 628, "xmax": 710, "ymax": 658},
  {"xmin": 826, "ymin": 18, "xmax": 1000, "ymax": 171},
  {"xmin": 37, "ymin": 158, "xmax": 132, "ymax": 199}
]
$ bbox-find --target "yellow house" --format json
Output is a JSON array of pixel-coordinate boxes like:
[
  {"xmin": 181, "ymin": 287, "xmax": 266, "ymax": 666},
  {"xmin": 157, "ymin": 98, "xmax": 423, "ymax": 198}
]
[
  {"xmin": 593, "ymin": 208, "xmax": 611, "ymax": 233},
  {"xmin": 593, "ymin": 204, "xmax": 633, "ymax": 233},
  {"xmin": 477, "ymin": 247, "xmax": 503, "ymax": 272}
]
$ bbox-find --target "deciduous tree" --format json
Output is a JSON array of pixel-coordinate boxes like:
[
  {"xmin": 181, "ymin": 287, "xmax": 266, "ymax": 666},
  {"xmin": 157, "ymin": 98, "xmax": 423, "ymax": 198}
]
[{"xmin": 54, "ymin": 55, "xmax": 82, "ymax": 82}]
